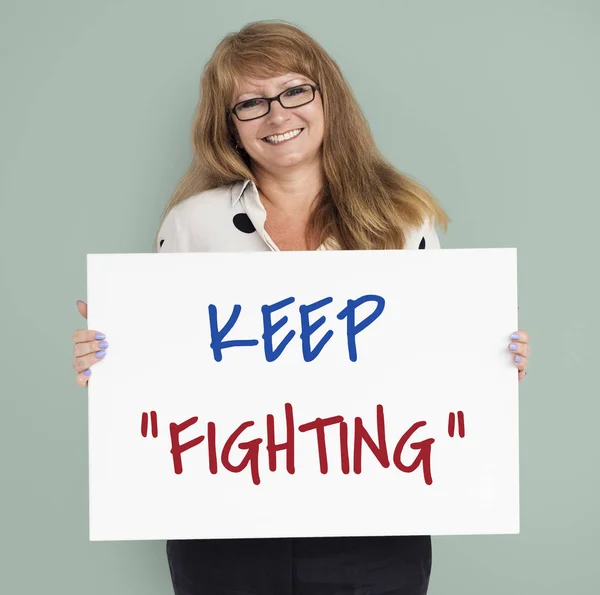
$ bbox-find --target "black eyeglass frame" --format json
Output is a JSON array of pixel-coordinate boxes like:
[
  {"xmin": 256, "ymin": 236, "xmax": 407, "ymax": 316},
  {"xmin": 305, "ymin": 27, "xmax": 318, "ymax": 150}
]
[{"xmin": 226, "ymin": 83, "xmax": 321, "ymax": 122}]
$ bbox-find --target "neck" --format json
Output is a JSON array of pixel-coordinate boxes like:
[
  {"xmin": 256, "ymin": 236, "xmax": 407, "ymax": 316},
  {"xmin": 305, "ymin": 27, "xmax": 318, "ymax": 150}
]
[{"xmin": 252, "ymin": 159, "xmax": 324, "ymax": 218}]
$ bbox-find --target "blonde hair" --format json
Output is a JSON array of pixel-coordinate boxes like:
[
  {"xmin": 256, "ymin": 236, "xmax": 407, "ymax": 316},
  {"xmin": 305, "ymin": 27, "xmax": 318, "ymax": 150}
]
[{"xmin": 156, "ymin": 20, "xmax": 449, "ymax": 250}]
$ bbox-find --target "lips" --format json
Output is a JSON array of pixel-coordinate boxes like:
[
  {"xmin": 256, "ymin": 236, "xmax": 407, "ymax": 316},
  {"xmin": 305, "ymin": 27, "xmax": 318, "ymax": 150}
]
[{"xmin": 261, "ymin": 128, "xmax": 304, "ymax": 144}]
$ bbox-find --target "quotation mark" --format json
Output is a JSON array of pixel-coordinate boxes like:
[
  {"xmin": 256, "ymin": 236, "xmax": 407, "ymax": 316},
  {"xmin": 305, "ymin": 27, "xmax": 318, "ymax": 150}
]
[
  {"xmin": 447, "ymin": 411, "xmax": 465, "ymax": 438},
  {"xmin": 141, "ymin": 411, "xmax": 158, "ymax": 438}
]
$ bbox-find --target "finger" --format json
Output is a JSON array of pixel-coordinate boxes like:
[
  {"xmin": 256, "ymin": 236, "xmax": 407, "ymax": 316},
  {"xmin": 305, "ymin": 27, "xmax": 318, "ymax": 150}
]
[
  {"xmin": 77, "ymin": 300, "xmax": 88, "ymax": 320},
  {"xmin": 72, "ymin": 329, "xmax": 106, "ymax": 344},
  {"xmin": 73, "ymin": 338, "xmax": 109, "ymax": 358},
  {"xmin": 510, "ymin": 329, "xmax": 530, "ymax": 344},
  {"xmin": 75, "ymin": 369, "xmax": 92, "ymax": 388},
  {"xmin": 508, "ymin": 341, "xmax": 530, "ymax": 357},
  {"xmin": 72, "ymin": 349, "xmax": 107, "ymax": 373},
  {"xmin": 512, "ymin": 354, "xmax": 528, "ymax": 371},
  {"xmin": 518, "ymin": 369, "xmax": 527, "ymax": 382}
]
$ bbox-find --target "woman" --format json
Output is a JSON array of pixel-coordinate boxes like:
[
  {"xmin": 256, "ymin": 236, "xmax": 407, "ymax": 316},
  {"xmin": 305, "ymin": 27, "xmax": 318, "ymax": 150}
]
[{"xmin": 71, "ymin": 20, "xmax": 531, "ymax": 595}]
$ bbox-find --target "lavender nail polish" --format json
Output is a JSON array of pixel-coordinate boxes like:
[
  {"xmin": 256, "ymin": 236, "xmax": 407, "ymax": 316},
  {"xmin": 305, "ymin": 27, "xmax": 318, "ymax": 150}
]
[
  {"xmin": 83, "ymin": 369, "xmax": 92, "ymax": 376},
  {"xmin": 515, "ymin": 355, "xmax": 523, "ymax": 363},
  {"xmin": 98, "ymin": 341, "xmax": 109, "ymax": 349},
  {"xmin": 95, "ymin": 350, "xmax": 106, "ymax": 359},
  {"xmin": 509, "ymin": 343, "xmax": 517, "ymax": 351},
  {"xmin": 95, "ymin": 333, "xmax": 106, "ymax": 341},
  {"xmin": 511, "ymin": 333, "xmax": 520, "ymax": 340}
]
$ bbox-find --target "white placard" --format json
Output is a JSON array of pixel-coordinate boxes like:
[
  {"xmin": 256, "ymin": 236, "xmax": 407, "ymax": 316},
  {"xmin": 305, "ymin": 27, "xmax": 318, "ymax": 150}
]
[{"xmin": 87, "ymin": 248, "xmax": 519, "ymax": 541}]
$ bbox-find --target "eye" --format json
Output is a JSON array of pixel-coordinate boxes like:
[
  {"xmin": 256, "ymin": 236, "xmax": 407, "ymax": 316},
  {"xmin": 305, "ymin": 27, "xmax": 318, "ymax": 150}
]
[
  {"xmin": 238, "ymin": 98, "xmax": 262, "ymax": 110},
  {"xmin": 284, "ymin": 85, "xmax": 308, "ymax": 97}
]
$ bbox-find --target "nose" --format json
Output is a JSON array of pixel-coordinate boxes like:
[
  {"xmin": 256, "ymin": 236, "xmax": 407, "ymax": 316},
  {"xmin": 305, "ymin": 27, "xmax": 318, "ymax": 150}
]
[{"xmin": 265, "ymin": 99, "xmax": 291, "ymax": 125}]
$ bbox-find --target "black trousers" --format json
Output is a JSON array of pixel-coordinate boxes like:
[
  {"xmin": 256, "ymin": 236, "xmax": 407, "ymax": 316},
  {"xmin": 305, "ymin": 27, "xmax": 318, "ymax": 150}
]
[{"xmin": 167, "ymin": 535, "xmax": 432, "ymax": 595}]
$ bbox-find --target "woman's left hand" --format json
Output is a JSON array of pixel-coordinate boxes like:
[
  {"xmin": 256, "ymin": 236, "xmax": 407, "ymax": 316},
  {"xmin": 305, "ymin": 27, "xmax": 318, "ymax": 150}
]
[{"xmin": 508, "ymin": 329, "xmax": 530, "ymax": 381}]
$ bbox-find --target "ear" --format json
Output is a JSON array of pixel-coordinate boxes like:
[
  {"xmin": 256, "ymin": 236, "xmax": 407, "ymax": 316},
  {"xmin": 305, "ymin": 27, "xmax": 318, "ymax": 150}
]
[{"xmin": 227, "ymin": 116, "xmax": 242, "ymax": 147}]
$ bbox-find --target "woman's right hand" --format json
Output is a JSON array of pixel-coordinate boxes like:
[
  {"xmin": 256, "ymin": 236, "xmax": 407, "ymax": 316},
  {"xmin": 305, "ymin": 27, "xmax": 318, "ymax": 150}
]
[{"xmin": 72, "ymin": 300, "xmax": 109, "ymax": 387}]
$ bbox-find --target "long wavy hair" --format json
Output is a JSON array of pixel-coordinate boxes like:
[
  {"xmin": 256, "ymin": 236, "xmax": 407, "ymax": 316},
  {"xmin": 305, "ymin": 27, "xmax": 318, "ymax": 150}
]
[{"xmin": 156, "ymin": 20, "xmax": 449, "ymax": 250}]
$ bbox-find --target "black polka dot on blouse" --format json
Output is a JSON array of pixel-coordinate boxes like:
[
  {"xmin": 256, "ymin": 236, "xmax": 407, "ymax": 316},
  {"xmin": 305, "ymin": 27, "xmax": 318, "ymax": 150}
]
[
  {"xmin": 233, "ymin": 213, "xmax": 256, "ymax": 234},
  {"xmin": 419, "ymin": 237, "xmax": 426, "ymax": 249}
]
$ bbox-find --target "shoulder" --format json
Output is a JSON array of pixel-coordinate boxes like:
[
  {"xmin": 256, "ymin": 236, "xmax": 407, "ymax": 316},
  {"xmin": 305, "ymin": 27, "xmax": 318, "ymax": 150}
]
[
  {"xmin": 168, "ymin": 185, "xmax": 235, "ymax": 225},
  {"xmin": 155, "ymin": 185, "xmax": 236, "ymax": 252},
  {"xmin": 156, "ymin": 182, "xmax": 268, "ymax": 253},
  {"xmin": 404, "ymin": 216, "xmax": 441, "ymax": 249}
]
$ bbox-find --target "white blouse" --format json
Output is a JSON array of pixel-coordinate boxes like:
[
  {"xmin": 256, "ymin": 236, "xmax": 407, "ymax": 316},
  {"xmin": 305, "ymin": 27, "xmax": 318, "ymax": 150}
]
[{"xmin": 156, "ymin": 179, "xmax": 441, "ymax": 253}]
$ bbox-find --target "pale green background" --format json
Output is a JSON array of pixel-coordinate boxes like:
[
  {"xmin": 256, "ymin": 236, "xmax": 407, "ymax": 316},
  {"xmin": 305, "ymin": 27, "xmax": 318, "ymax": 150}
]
[{"xmin": 1, "ymin": 0, "xmax": 598, "ymax": 593}]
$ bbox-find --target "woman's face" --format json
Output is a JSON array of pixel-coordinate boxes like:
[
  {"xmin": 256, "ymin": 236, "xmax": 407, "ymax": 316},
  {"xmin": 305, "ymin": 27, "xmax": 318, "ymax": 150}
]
[{"xmin": 230, "ymin": 72, "xmax": 325, "ymax": 171}]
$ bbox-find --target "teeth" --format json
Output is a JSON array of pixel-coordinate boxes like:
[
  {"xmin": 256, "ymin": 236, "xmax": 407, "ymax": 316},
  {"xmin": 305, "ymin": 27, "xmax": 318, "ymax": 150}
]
[{"xmin": 265, "ymin": 128, "xmax": 302, "ymax": 144}]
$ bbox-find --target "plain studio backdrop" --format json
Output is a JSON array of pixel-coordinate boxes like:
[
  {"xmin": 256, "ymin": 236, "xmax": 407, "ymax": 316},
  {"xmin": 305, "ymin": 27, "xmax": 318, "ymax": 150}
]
[{"xmin": 0, "ymin": 1, "xmax": 598, "ymax": 594}]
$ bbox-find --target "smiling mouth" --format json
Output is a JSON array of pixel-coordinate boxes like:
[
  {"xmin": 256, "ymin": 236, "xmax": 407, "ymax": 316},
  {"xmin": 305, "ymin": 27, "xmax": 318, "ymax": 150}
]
[{"xmin": 262, "ymin": 128, "xmax": 304, "ymax": 145}]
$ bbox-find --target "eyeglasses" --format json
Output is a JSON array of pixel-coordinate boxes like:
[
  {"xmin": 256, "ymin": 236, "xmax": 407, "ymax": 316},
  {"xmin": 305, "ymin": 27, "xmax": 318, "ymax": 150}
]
[{"xmin": 228, "ymin": 83, "xmax": 320, "ymax": 122}]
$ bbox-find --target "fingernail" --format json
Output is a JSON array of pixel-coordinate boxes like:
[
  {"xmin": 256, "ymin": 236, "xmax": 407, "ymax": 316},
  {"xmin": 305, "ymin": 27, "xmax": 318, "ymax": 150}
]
[
  {"xmin": 94, "ymin": 333, "xmax": 106, "ymax": 340},
  {"xmin": 509, "ymin": 343, "xmax": 517, "ymax": 351},
  {"xmin": 83, "ymin": 369, "xmax": 92, "ymax": 376},
  {"xmin": 95, "ymin": 350, "xmax": 106, "ymax": 359},
  {"xmin": 511, "ymin": 333, "xmax": 520, "ymax": 340},
  {"xmin": 77, "ymin": 300, "xmax": 85, "ymax": 305},
  {"xmin": 515, "ymin": 355, "xmax": 523, "ymax": 363},
  {"xmin": 98, "ymin": 341, "xmax": 109, "ymax": 349}
]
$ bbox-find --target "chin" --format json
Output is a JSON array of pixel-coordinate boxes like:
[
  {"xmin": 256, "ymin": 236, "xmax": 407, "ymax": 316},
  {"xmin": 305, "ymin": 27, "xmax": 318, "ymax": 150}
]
[
  {"xmin": 253, "ymin": 153, "xmax": 308, "ymax": 169},
  {"xmin": 269, "ymin": 145, "xmax": 321, "ymax": 164},
  {"xmin": 276, "ymin": 158, "xmax": 311, "ymax": 169}
]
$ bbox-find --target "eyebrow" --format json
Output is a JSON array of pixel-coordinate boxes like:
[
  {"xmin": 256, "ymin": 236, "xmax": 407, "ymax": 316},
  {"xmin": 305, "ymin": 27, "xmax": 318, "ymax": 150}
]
[{"xmin": 234, "ymin": 78, "xmax": 308, "ymax": 103}]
